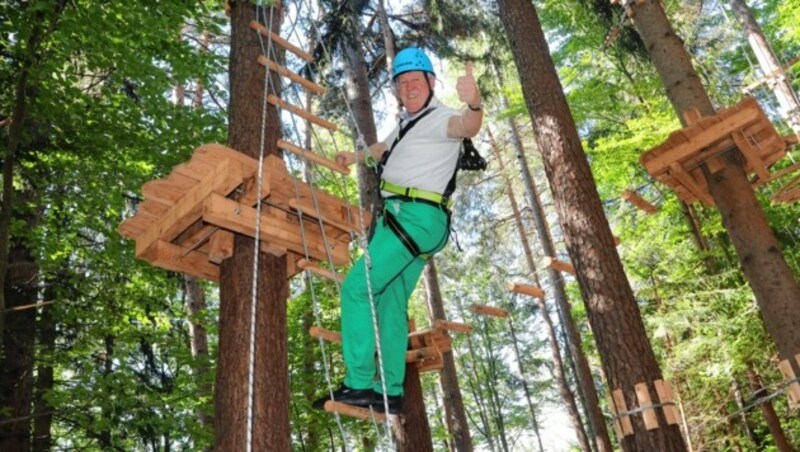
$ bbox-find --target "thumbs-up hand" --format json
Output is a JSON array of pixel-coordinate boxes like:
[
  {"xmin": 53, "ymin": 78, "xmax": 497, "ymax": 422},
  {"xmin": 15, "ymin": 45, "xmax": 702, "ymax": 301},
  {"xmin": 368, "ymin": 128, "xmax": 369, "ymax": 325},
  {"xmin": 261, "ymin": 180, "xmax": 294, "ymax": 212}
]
[{"xmin": 456, "ymin": 62, "xmax": 481, "ymax": 109}]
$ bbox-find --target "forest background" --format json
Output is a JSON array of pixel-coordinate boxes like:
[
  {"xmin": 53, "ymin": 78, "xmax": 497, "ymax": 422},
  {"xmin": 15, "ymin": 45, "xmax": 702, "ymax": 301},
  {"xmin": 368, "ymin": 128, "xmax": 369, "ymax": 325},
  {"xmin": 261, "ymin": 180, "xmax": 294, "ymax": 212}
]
[{"xmin": 1, "ymin": 0, "xmax": 800, "ymax": 450}]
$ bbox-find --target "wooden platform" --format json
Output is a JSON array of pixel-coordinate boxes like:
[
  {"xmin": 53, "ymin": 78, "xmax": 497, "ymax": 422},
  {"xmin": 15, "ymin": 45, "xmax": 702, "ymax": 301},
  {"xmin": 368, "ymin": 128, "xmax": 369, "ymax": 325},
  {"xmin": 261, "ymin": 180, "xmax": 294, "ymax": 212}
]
[
  {"xmin": 641, "ymin": 97, "xmax": 786, "ymax": 206},
  {"xmin": 118, "ymin": 143, "xmax": 369, "ymax": 281}
]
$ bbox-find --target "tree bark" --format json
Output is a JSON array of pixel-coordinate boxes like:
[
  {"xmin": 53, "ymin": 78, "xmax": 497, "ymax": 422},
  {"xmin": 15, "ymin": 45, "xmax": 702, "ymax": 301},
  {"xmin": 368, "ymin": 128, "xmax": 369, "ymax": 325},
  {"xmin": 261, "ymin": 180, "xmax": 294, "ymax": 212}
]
[
  {"xmin": 630, "ymin": 0, "xmax": 800, "ymax": 372},
  {"xmin": 183, "ymin": 276, "xmax": 213, "ymax": 432},
  {"xmin": 496, "ymin": 0, "xmax": 686, "ymax": 449},
  {"xmin": 215, "ymin": 2, "xmax": 289, "ymax": 450},
  {"xmin": 397, "ymin": 361, "xmax": 433, "ymax": 452},
  {"xmin": 423, "ymin": 259, "xmax": 473, "ymax": 451},
  {"xmin": 729, "ymin": 0, "xmax": 800, "ymax": 135}
]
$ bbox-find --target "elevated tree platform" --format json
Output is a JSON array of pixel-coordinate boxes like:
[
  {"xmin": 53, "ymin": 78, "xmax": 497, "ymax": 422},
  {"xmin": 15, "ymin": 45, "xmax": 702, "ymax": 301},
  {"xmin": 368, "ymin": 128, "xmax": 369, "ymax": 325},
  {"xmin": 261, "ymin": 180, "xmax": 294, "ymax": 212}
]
[
  {"xmin": 118, "ymin": 143, "xmax": 368, "ymax": 281},
  {"xmin": 641, "ymin": 96, "xmax": 786, "ymax": 206}
]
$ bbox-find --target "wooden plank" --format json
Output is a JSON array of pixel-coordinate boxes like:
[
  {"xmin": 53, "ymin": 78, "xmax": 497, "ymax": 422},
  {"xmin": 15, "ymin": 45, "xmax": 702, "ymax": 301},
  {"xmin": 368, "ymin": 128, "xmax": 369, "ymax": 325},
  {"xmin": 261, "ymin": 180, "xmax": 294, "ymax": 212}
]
[
  {"xmin": 278, "ymin": 139, "xmax": 350, "ymax": 175},
  {"xmin": 324, "ymin": 401, "xmax": 387, "ymax": 421},
  {"xmin": 667, "ymin": 163, "xmax": 714, "ymax": 206},
  {"xmin": 5, "ymin": 300, "xmax": 55, "ymax": 313},
  {"xmin": 682, "ymin": 108, "xmax": 702, "ymax": 125},
  {"xmin": 622, "ymin": 189, "xmax": 657, "ymax": 214},
  {"xmin": 654, "ymin": 380, "xmax": 679, "ymax": 425},
  {"xmin": 607, "ymin": 394, "xmax": 625, "ymax": 440},
  {"xmin": 145, "ymin": 240, "xmax": 220, "ymax": 281},
  {"xmin": 202, "ymin": 194, "xmax": 350, "ymax": 265},
  {"xmin": 642, "ymin": 102, "xmax": 762, "ymax": 176},
  {"xmin": 141, "ymin": 179, "xmax": 184, "ymax": 205},
  {"xmin": 543, "ymin": 256, "xmax": 575, "ymax": 275},
  {"xmin": 267, "ymin": 94, "xmax": 338, "ymax": 132},
  {"xmin": 207, "ymin": 230, "xmax": 234, "ymax": 264},
  {"xmin": 732, "ymin": 130, "xmax": 770, "ymax": 182},
  {"xmin": 257, "ymin": 55, "xmax": 325, "ymax": 95},
  {"xmin": 407, "ymin": 346, "xmax": 440, "ymax": 363},
  {"xmin": 172, "ymin": 158, "xmax": 217, "ymax": 181},
  {"xmin": 249, "ymin": 20, "xmax": 313, "ymax": 63},
  {"xmin": 469, "ymin": 303, "xmax": 508, "ymax": 318},
  {"xmin": 434, "ymin": 319, "xmax": 472, "ymax": 333},
  {"xmin": 507, "ymin": 282, "xmax": 545, "ymax": 299},
  {"xmin": 135, "ymin": 159, "xmax": 247, "ymax": 258},
  {"xmin": 309, "ymin": 325, "xmax": 342, "ymax": 344},
  {"xmin": 777, "ymin": 359, "xmax": 800, "ymax": 403},
  {"xmin": 786, "ymin": 134, "xmax": 800, "ymax": 148},
  {"xmin": 762, "ymin": 161, "xmax": 800, "ymax": 186},
  {"xmin": 635, "ymin": 382, "xmax": 659, "ymax": 430},
  {"xmin": 297, "ymin": 258, "xmax": 343, "ymax": 283},
  {"xmin": 612, "ymin": 389, "xmax": 634, "ymax": 436}
]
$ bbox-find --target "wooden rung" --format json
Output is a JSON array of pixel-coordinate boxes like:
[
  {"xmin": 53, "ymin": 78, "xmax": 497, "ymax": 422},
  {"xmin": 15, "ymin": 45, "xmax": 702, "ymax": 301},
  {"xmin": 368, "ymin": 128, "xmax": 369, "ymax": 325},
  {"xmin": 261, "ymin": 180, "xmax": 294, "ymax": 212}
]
[
  {"xmin": 469, "ymin": 303, "xmax": 508, "ymax": 318},
  {"xmin": 434, "ymin": 319, "xmax": 472, "ymax": 333},
  {"xmin": 5, "ymin": 300, "xmax": 55, "ymax": 313},
  {"xmin": 324, "ymin": 401, "xmax": 387, "ymax": 421},
  {"xmin": 267, "ymin": 94, "xmax": 337, "ymax": 131},
  {"xmin": 249, "ymin": 20, "xmax": 313, "ymax": 63},
  {"xmin": 542, "ymin": 256, "xmax": 575, "ymax": 275},
  {"xmin": 654, "ymin": 380, "xmax": 679, "ymax": 425},
  {"xmin": 777, "ymin": 358, "xmax": 800, "ymax": 403},
  {"xmin": 507, "ymin": 282, "xmax": 544, "ymax": 299},
  {"xmin": 309, "ymin": 325, "xmax": 342, "ymax": 344},
  {"xmin": 635, "ymin": 382, "xmax": 659, "ymax": 430},
  {"xmin": 298, "ymin": 258, "xmax": 343, "ymax": 283},
  {"xmin": 612, "ymin": 389, "xmax": 634, "ymax": 436},
  {"xmin": 257, "ymin": 55, "xmax": 325, "ymax": 95},
  {"xmin": 621, "ymin": 189, "xmax": 657, "ymax": 214},
  {"xmin": 277, "ymin": 139, "xmax": 349, "ymax": 175},
  {"xmin": 0, "ymin": 117, "xmax": 11, "ymax": 128}
]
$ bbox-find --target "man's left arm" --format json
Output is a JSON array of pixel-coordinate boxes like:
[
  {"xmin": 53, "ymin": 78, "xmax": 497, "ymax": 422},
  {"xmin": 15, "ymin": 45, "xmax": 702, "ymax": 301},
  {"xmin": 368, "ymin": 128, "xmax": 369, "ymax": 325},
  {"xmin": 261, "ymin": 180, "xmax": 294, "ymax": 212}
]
[{"xmin": 448, "ymin": 61, "xmax": 483, "ymax": 138}]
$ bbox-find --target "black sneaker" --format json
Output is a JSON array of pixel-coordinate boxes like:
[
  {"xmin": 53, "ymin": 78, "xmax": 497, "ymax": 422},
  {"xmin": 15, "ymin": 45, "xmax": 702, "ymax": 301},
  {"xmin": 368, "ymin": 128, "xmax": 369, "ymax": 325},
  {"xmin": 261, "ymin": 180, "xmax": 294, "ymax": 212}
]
[
  {"xmin": 370, "ymin": 392, "xmax": 403, "ymax": 414},
  {"xmin": 312, "ymin": 384, "xmax": 374, "ymax": 410}
]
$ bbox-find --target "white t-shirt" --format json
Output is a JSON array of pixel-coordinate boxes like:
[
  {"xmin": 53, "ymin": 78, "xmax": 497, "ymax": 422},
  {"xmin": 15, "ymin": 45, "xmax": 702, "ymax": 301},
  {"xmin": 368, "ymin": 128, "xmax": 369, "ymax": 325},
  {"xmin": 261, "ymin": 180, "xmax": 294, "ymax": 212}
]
[{"xmin": 380, "ymin": 97, "xmax": 463, "ymax": 197}]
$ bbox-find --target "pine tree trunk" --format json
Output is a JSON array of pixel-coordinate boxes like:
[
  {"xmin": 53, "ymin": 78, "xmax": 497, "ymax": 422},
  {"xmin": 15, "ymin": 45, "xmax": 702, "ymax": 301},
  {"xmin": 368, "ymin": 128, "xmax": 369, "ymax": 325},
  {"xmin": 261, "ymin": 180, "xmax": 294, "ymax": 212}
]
[
  {"xmin": 397, "ymin": 362, "xmax": 434, "ymax": 452},
  {"xmin": 506, "ymin": 320, "xmax": 544, "ymax": 452},
  {"xmin": 215, "ymin": 2, "xmax": 289, "ymax": 450},
  {"xmin": 423, "ymin": 259, "xmax": 473, "ymax": 451},
  {"xmin": 630, "ymin": 0, "xmax": 800, "ymax": 372},
  {"xmin": 496, "ymin": 0, "xmax": 686, "ymax": 449},
  {"xmin": 729, "ymin": 0, "xmax": 800, "ymax": 135},
  {"xmin": 32, "ymin": 275, "xmax": 58, "ymax": 451},
  {"xmin": 183, "ymin": 276, "xmax": 212, "ymax": 432},
  {"xmin": 745, "ymin": 367, "xmax": 793, "ymax": 451}
]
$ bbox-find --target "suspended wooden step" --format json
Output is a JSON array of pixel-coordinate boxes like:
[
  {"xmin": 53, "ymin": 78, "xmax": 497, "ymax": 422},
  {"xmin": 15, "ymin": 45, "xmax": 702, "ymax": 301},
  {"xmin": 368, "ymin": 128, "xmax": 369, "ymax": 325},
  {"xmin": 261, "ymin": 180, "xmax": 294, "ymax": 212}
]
[
  {"xmin": 257, "ymin": 56, "xmax": 325, "ymax": 96},
  {"xmin": 324, "ymin": 401, "xmax": 387, "ymax": 421},
  {"xmin": 621, "ymin": 189, "xmax": 657, "ymax": 214},
  {"xmin": 641, "ymin": 97, "xmax": 786, "ymax": 206},
  {"xmin": 543, "ymin": 256, "xmax": 575, "ymax": 275},
  {"xmin": 249, "ymin": 20, "xmax": 313, "ymax": 63},
  {"xmin": 469, "ymin": 304, "xmax": 508, "ymax": 318},
  {"xmin": 777, "ymin": 354, "xmax": 800, "ymax": 404},
  {"xmin": 507, "ymin": 282, "xmax": 544, "ymax": 299},
  {"xmin": 118, "ymin": 144, "xmax": 369, "ymax": 281},
  {"xmin": 433, "ymin": 319, "xmax": 472, "ymax": 333},
  {"xmin": 278, "ymin": 139, "xmax": 349, "ymax": 175},
  {"xmin": 298, "ymin": 258, "xmax": 343, "ymax": 283},
  {"xmin": 267, "ymin": 94, "xmax": 337, "ymax": 131}
]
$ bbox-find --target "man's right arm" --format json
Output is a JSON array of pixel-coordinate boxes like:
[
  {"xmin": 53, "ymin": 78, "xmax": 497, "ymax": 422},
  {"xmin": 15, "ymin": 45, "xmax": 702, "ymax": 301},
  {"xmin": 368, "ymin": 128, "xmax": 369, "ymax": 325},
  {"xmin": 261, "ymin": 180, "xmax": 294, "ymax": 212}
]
[{"xmin": 336, "ymin": 142, "xmax": 388, "ymax": 167}]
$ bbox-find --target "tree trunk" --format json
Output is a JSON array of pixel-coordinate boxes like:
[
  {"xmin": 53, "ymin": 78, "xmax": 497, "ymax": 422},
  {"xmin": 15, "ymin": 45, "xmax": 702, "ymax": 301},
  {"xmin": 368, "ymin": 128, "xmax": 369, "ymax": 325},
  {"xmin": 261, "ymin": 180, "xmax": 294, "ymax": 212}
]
[
  {"xmin": 630, "ymin": 0, "xmax": 800, "ymax": 371},
  {"xmin": 489, "ymin": 132, "xmax": 590, "ymax": 451},
  {"xmin": 745, "ymin": 367, "xmax": 793, "ymax": 451},
  {"xmin": 461, "ymin": 327, "xmax": 496, "ymax": 451},
  {"xmin": 506, "ymin": 319, "xmax": 544, "ymax": 452},
  {"xmin": 496, "ymin": 0, "xmax": 686, "ymax": 449},
  {"xmin": 215, "ymin": 2, "xmax": 289, "ymax": 450},
  {"xmin": 397, "ymin": 362, "xmax": 433, "ymax": 452},
  {"xmin": 729, "ymin": 0, "xmax": 800, "ymax": 135},
  {"xmin": 32, "ymin": 275, "xmax": 58, "ymax": 451},
  {"xmin": 183, "ymin": 276, "xmax": 213, "ymax": 432},
  {"xmin": 423, "ymin": 259, "xmax": 473, "ymax": 451}
]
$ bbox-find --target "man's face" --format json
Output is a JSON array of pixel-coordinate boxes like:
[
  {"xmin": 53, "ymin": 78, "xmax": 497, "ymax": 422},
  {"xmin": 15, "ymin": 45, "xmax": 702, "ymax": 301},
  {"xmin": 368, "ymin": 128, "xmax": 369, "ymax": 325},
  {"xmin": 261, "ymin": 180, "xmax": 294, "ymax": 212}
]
[{"xmin": 396, "ymin": 71, "xmax": 432, "ymax": 115}]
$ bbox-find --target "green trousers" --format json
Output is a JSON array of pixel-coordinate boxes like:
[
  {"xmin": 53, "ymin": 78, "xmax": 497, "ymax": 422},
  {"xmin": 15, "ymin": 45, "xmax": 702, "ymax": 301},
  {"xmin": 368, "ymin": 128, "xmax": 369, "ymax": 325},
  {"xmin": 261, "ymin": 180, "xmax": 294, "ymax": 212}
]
[{"xmin": 341, "ymin": 198, "xmax": 449, "ymax": 396}]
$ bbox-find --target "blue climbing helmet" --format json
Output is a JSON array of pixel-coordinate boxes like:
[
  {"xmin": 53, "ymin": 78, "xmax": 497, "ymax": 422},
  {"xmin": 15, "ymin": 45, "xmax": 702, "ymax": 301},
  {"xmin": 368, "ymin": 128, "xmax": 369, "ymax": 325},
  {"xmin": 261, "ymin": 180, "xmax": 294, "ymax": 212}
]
[{"xmin": 392, "ymin": 47, "xmax": 435, "ymax": 80}]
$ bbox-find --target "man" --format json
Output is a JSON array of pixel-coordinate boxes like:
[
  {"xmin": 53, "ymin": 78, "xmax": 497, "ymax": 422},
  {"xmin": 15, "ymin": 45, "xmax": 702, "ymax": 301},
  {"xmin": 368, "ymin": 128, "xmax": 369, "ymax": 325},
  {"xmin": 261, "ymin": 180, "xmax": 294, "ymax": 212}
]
[{"xmin": 313, "ymin": 47, "xmax": 483, "ymax": 414}]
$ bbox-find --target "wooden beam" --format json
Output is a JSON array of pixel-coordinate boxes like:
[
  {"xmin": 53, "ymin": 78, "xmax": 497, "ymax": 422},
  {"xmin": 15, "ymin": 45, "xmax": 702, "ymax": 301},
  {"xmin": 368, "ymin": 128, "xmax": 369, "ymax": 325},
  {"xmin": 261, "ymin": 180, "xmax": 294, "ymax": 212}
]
[
  {"xmin": 323, "ymin": 401, "xmax": 387, "ymax": 421},
  {"xmin": 309, "ymin": 325, "xmax": 342, "ymax": 344},
  {"xmin": 407, "ymin": 346, "xmax": 440, "ymax": 363},
  {"xmin": 667, "ymin": 163, "xmax": 714, "ymax": 206},
  {"xmin": 249, "ymin": 20, "xmax": 313, "ymax": 62},
  {"xmin": 267, "ymin": 94, "xmax": 337, "ymax": 131},
  {"xmin": 297, "ymin": 258, "xmax": 343, "ymax": 283},
  {"xmin": 145, "ymin": 240, "xmax": 220, "ymax": 281},
  {"xmin": 507, "ymin": 282, "xmax": 545, "ymax": 299},
  {"xmin": 207, "ymin": 230, "xmax": 234, "ymax": 264},
  {"xmin": 732, "ymin": 130, "xmax": 770, "ymax": 182},
  {"xmin": 277, "ymin": 139, "xmax": 349, "ymax": 175},
  {"xmin": 621, "ymin": 189, "xmax": 657, "ymax": 214},
  {"xmin": 434, "ymin": 319, "xmax": 472, "ymax": 333},
  {"xmin": 202, "ymin": 194, "xmax": 350, "ymax": 265},
  {"xmin": 257, "ymin": 55, "xmax": 325, "ymax": 95},
  {"xmin": 469, "ymin": 303, "xmax": 509, "ymax": 318},
  {"xmin": 288, "ymin": 198, "xmax": 359, "ymax": 235},
  {"xmin": 135, "ymin": 159, "xmax": 248, "ymax": 258},
  {"xmin": 543, "ymin": 256, "xmax": 575, "ymax": 275}
]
